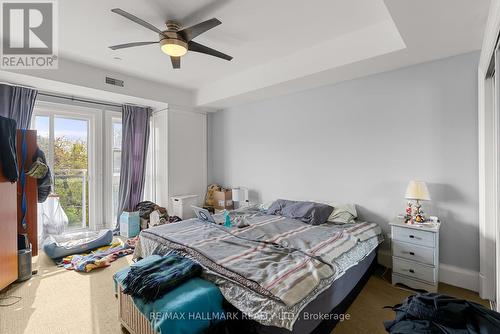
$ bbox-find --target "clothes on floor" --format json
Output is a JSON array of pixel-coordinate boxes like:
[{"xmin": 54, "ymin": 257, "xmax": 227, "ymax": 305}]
[
  {"xmin": 122, "ymin": 253, "xmax": 202, "ymax": 303},
  {"xmin": 384, "ymin": 293, "xmax": 500, "ymax": 333},
  {"xmin": 114, "ymin": 255, "xmax": 224, "ymax": 334},
  {"xmin": 62, "ymin": 240, "xmax": 133, "ymax": 272}
]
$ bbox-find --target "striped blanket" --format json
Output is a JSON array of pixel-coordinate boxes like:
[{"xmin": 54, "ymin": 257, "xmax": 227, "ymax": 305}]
[{"xmin": 138, "ymin": 209, "xmax": 381, "ymax": 307}]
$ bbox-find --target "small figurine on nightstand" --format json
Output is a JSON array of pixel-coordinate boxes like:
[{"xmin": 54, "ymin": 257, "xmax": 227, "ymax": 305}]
[
  {"xmin": 404, "ymin": 180, "xmax": 431, "ymax": 224},
  {"xmin": 404, "ymin": 202, "xmax": 413, "ymax": 224}
]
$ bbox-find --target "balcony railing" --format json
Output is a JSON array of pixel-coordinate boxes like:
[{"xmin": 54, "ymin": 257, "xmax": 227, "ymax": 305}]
[{"xmin": 53, "ymin": 169, "xmax": 88, "ymax": 229}]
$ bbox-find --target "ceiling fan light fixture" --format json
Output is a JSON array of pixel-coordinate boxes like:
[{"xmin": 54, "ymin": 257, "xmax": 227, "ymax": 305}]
[{"xmin": 160, "ymin": 38, "xmax": 188, "ymax": 57}]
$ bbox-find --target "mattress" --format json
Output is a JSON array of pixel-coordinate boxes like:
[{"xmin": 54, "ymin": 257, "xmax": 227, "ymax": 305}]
[
  {"xmin": 135, "ymin": 210, "xmax": 382, "ymax": 330},
  {"xmin": 118, "ymin": 250, "xmax": 376, "ymax": 334},
  {"xmin": 257, "ymin": 249, "xmax": 376, "ymax": 334}
]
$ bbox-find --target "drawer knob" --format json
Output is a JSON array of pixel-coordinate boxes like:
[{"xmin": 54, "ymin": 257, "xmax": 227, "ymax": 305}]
[
  {"xmin": 409, "ymin": 269, "xmax": 415, "ymax": 273},
  {"xmin": 408, "ymin": 235, "xmax": 421, "ymax": 240},
  {"xmin": 409, "ymin": 252, "xmax": 415, "ymax": 256}
]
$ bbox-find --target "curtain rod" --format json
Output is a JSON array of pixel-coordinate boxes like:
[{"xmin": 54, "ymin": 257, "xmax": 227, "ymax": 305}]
[
  {"xmin": 38, "ymin": 92, "xmax": 124, "ymax": 109},
  {"xmin": 0, "ymin": 82, "xmax": 151, "ymax": 109}
]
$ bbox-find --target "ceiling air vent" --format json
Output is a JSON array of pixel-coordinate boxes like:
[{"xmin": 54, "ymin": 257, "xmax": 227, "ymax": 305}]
[{"xmin": 105, "ymin": 76, "xmax": 124, "ymax": 87}]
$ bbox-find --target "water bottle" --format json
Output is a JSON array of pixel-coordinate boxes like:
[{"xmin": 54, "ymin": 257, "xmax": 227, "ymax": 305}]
[{"xmin": 223, "ymin": 210, "xmax": 232, "ymax": 228}]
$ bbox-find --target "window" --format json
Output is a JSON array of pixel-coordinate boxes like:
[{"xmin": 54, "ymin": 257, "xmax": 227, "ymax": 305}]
[{"xmin": 32, "ymin": 109, "xmax": 93, "ymax": 230}]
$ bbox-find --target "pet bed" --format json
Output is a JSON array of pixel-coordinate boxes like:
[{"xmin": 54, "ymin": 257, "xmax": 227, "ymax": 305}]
[{"xmin": 43, "ymin": 229, "xmax": 113, "ymax": 259}]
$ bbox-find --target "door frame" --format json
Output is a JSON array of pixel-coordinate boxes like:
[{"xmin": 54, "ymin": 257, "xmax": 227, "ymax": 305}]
[{"xmin": 478, "ymin": 0, "xmax": 500, "ymax": 308}]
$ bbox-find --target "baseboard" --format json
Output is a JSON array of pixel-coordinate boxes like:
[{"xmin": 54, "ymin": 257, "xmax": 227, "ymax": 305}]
[
  {"xmin": 439, "ymin": 263, "xmax": 479, "ymax": 292},
  {"xmin": 377, "ymin": 249, "xmax": 479, "ymax": 292}
]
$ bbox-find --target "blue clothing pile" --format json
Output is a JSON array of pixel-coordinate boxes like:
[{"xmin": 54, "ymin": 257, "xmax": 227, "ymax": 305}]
[
  {"xmin": 114, "ymin": 255, "xmax": 225, "ymax": 334},
  {"xmin": 122, "ymin": 253, "xmax": 202, "ymax": 303}
]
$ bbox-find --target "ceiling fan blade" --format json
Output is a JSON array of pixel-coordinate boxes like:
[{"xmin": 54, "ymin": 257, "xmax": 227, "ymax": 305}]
[
  {"xmin": 179, "ymin": 18, "xmax": 221, "ymax": 41},
  {"xmin": 171, "ymin": 56, "xmax": 181, "ymax": 69},
  {"xmin": 109, "ymin": 41, "xmax": 158, "ymax": 50},
  {"xmin": 111, "ymin": 8, "xmax": 163, "ymax": 35},
  {"xmin": 188, "ymin": 41, "xmax": 232, "ymax": 61}
]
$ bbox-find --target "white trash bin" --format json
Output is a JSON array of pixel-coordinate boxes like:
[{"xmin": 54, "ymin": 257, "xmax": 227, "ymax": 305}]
[{"xmin": 171, "ymin": 195, "xmax": 199, "ymax": 219}]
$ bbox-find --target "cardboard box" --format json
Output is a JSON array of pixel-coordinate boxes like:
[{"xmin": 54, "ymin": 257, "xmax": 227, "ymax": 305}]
[{"xmin": 213, "ymin": 189, "xmax": 233, "ymax": 210}]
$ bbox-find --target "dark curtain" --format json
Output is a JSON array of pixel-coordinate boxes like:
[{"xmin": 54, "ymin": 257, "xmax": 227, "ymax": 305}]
[
  {"xmin": 116, "ymin": 104, "xmax": 152, "ymax": 229},
  {"xmin": 0, "ymin": 84, "xmax": 38, "ymax": 129}
]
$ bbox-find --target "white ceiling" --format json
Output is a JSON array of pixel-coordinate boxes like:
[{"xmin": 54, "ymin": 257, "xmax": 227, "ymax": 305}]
[
  {"xmin": 59, "ymin": 0, "xmax": 392, "ymax": 89},
  {"xmin": 7, "ymin": 0, "xmax": 493, "ymax": 108}
]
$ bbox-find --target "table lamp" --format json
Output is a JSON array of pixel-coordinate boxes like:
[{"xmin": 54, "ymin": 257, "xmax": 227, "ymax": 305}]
[{"xmin": 404, "ymin": 180, "xmax": 431, "ymax": 223}]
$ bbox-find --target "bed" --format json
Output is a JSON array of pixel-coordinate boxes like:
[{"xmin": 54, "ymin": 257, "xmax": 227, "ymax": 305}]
[{"xmin": 126, "ymin": 206, "xmax": 383, "ymax": 333}]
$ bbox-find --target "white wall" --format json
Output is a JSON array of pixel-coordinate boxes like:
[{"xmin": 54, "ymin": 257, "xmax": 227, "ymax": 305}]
[
  {"xmin": 167, "ymin": 107, "xmax": 207, "ymax": 212},
  {"xmin": 209, "ymin": 52, "xmax": 480, "ymax": 274}
]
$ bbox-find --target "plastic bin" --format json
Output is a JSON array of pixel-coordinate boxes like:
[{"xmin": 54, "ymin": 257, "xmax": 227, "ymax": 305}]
[{"xmin": 171, "ymin": 195, "xmax": 199, "ymax": 219}]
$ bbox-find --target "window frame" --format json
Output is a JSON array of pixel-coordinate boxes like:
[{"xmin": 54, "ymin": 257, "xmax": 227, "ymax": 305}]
[
  {"xmin": 104, "ymin": 111, "xmax": 122, "ymax": 227},
  {"xmin": 32, "ymin": 100, "xmax": 101, "ymax": 231}
]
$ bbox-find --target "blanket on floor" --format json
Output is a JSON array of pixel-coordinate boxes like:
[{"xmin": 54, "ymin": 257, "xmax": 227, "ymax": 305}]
[
  {"xmin": 122, "ymin": 253, "xmax": 202, "ymax": 303},
  {"xmin": 114, "ymin": 255, "xmax": 224, "ymax": 334},
  {"xmin": 384, "ymin": 293, "xmax": 500, "ymax": 333},
  {"xmin": 63, "ymin": 240, "xmax": 133, "ymax": 272}
]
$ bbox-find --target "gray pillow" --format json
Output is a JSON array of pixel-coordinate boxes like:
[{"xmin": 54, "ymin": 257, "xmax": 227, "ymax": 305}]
[{"xmin": 266, "ymin": 199, "xmax": 334, "ymax": 225}]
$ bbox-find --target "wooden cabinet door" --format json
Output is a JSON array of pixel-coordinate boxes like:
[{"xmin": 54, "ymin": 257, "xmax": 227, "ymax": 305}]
[{"xmin": 0, "ymin": 179, "xmax": 18, "ymax": 290}]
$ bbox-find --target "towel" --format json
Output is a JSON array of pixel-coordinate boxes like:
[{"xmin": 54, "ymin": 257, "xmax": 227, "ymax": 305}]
[{"xmin": 122, "ymin": 253, "xmax": 202, "ymax": 303}]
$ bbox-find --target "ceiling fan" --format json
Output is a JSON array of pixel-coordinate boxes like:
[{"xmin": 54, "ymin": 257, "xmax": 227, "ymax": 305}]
[{"xmin": 109, "ymin": 8, "xmax": 233, "ymax": 69}]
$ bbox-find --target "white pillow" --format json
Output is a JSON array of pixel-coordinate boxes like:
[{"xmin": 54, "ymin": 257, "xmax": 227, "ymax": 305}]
[
  {"xmin": 259, "ymin": 201, "xmax": 274, "ymax": 211},
  {"xmin": 327, "ymin": 204, "xmax": 358, "ymax": 224}
]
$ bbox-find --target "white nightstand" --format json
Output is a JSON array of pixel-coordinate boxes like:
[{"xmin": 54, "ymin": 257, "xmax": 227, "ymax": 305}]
[{"xmin": 389, "ymin": 217, "xmax": 441, "ymax": 292}]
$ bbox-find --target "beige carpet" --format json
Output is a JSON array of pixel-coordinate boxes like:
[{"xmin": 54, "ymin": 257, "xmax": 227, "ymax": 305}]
[{"xmin": 0, "ymin": 252, "xmax": 488, "ymax": 334}]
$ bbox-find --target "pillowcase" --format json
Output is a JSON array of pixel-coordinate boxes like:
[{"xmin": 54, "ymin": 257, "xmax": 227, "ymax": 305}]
[
  {"xmin": 258, "ymin": 201, "xmax": 274, "ymax": 211},
  {"xmin": 266, "ymin": 199, "xmax": 334, "ymax": 225},
  {"xmin": 327, "ymin": 204, "xmax": 358, "ymax": 224}
]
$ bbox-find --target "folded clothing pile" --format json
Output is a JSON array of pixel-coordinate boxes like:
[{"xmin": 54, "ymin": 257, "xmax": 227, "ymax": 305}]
[{"xmin": 123, "ymin": 253, "xmax": 202, "ymax": 303}]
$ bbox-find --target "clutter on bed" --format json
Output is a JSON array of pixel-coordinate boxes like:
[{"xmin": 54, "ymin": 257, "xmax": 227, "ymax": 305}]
[
  {"xmin": 63, "ymin": 240, "xmax": 132, "ymax": 272},
  {"xmin": 122, "ymin": 253, "xmax": 202, "ymax": 302},
  {"xmin": 384, "ymin": 293, "xmax": 500, "ymax": 333},
  {"xmin": 114, "ymin": 255, "xmax": 224, "ymax": 334},
  {"xmin": 43, "ymin": 229, "xmax": 113, "ymax": 259},
  {"xmin": 266, "ymin": 199, "xmax": 334, "ymax": 225}
]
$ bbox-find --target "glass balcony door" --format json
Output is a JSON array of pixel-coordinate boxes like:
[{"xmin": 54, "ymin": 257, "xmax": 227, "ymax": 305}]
[{"xmin": 33, "ymin": 111, "xmax": 93, "ymax": 230}]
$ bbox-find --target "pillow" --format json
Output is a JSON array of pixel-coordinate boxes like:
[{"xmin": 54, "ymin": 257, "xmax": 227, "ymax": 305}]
[
  {"xmin": 258, "ymin": 201, "xmax": 274, "ymax": 211},
  {"xmin": 266, "ymin": 199, "xmax": 334, "ymax": 225},
  {"xmin": 327, "ymin": 204, "xmax": 358, "ymax": 224}
]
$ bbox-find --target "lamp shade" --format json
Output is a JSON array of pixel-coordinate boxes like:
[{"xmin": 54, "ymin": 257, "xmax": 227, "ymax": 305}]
[{"xmin": 404, "ymin": 180, "xmax": 431, "ymax": 201}]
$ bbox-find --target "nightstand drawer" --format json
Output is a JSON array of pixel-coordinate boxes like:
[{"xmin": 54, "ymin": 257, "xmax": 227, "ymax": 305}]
[
  {"xmin": 393, "ymin": 258, "xmax": 436, "ymax": 283},
  {"xmin": 392, "ymin": 226, "xmax": 435, "ymax": 247},
  {"xmin": 393, "ymin": 241, "xmax": 435, "ymax": 265}
]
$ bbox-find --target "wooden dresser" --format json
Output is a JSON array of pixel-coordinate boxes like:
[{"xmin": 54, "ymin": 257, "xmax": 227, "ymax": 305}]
[{"xmin": 0, "ymin": 169, "xmax": 18, "ymax": 290}]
